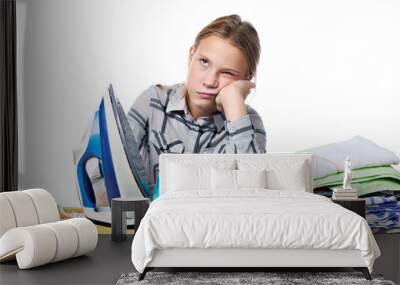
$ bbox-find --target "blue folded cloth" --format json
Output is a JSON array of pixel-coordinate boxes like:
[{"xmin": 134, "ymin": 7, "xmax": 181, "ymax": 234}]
[
  {"xmin": 365, "ymin": 195, "xmax": 397, "ymax": 206},
  {"xmin": 364, "ymin": 195, "xmax": 400, "ymax": 232},
  {"xmin": 366, "ymin": 211, "xmax": 399, "ymax": 223}
]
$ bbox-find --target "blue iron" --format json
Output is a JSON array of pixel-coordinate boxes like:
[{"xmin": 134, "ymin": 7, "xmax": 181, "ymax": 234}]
[{"xmin": 73, "ymin": 84, "xmax": 150, "ymax": 226}]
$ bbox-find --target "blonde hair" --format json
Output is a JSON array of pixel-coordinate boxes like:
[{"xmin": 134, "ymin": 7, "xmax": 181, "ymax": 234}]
[{"xmin": 192, "ymin": 14, "xmax": 261, "ymax": 79}]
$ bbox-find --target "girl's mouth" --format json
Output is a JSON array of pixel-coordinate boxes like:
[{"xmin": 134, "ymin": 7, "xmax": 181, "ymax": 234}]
[{"xmin": 197, "ymin": 92, "xmax": 217, "ymax": 99}]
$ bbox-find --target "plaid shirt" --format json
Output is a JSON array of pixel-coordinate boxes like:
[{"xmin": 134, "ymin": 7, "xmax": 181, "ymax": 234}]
[{"xmin": 127, "ymin": 82, "xmax": 267, "ymax": 193}]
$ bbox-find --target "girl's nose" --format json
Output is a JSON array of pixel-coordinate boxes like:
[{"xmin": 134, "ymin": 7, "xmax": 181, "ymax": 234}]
[{"xmin": 203, "ymin": 72, "xmax": 219, "ymax": 89}]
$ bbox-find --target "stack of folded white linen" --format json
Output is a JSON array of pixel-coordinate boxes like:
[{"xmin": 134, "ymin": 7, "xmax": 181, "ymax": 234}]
[
  {"xmin": 332, "ymin": 188, "xmax": 358, "ymax": 200},
  {"xmin": 302, "ymin": 135, "xmax": 400, "ymax": 198},
  {"xmin": 303, "ymin": 135, "xmax": 400, "ymax": 233}
]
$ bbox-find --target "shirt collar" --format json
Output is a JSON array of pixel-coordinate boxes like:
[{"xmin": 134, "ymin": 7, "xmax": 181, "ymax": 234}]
[
  {"xmin": 166, "ymin": 83, "xmax": 225, "ymax": 131},
  {"xmin": 165, "ymin": 83, "xmax": 187, "ymax": 114}
]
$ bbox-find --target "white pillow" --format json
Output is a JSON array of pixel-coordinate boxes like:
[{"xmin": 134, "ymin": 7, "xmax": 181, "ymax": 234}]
[
  {"xmin": 211, "ymin": 168, "xmax": 236, "ymax": 190},
  {"xmin": 236, "ymin": 169, "xmax": 268, "ymax": 189},
  {"xmin": 237, "ymin": 159, "xmax": 310, "ymax": 192},
  {"xmin": 211, "ymin": 168, "xmax": 268, "ymax": 190},
  {"xmin": 266, "ymin": 163, "xmax": 307, "ymax": 191},
  {"xmin": 166, "ymin": 160, "xmax": 235, "ymax": 192},
  {"xmin": 166, "ymin": 162, "xmax": 208, "ymax": 191}
]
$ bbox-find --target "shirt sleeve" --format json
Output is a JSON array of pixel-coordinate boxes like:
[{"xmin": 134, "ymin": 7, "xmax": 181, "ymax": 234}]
[
  {"xmin": 127, "ymin": 86, "xmax": 153, "ymax": 152},
  {"xmin": 223, "ymin": 107, "xmax": 267, "ymax": 154},
  {"xmin": 126, "ymin": 86, "xmax": 154, "ymax": 185}
]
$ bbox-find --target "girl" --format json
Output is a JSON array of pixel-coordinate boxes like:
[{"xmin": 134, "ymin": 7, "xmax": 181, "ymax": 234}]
[{"xmin": 127, "ymin": 14, "xmax": 266, "ymax": 197}]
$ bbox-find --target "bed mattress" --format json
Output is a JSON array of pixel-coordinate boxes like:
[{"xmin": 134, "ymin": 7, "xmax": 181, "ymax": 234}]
[{"xmin": 131, "ymin": 189, "xmax": 380, "ymax": 273}]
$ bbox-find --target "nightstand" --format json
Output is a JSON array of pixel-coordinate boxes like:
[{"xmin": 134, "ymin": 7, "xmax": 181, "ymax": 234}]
[
  {"xmin": 331, "ymin": 198, "xmax": 366, "ymax": 218},
  {"xmin": 331, "ymin": 198, "xmax": 399, "ymax": 284},
  {"xmin": 111, "ymin": 197, "xmax": 150, "ymax": 242}
]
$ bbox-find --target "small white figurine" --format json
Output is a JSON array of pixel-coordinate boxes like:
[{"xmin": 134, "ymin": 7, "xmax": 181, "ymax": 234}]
[{"xmin": 343, "ymin": 155, "xmax": 352, "ymax": 190}]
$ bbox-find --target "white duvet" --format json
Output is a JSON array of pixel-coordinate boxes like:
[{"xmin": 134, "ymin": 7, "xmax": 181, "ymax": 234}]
[{"xmin": 131, "ymin": 189, "xmax": 380, "ymax": 273}]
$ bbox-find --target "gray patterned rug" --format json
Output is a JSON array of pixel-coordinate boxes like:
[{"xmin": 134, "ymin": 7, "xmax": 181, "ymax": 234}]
[{"xmin": 116, "ymin": 271, "xmax": 396, "ymax": 285}]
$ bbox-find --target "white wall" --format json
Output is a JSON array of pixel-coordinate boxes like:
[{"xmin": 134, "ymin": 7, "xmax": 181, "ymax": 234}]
[{"xmin": 17, "ymin": 0, "xmax": 400, "ymax": 207}]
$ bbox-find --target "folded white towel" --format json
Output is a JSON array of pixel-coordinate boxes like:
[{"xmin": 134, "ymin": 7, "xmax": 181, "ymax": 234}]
[{"xmin": 302, "ymin": 136, "xmax": 399, "ymax": 178}]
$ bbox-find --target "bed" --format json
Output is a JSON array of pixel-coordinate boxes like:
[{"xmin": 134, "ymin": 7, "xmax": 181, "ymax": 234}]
[{"xmin": 131, "ymin": 153, "xmax": 381, "ymax": 280}]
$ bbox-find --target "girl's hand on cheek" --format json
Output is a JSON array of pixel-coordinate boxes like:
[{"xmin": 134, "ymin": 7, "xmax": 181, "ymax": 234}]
[{"xmin": 215, "ymin": 80, "xmax": 256, "ymax": 121}]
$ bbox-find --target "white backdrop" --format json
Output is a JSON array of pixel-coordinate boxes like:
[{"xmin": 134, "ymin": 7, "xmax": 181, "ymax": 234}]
[{"xmin": 16, "ymin": 0, "xmax": 400, "ymax": 207}]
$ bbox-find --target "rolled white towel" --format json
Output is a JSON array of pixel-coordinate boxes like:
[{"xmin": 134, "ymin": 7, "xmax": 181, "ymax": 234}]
[
  {"xmin": 23, "ymin": 188, "xmax": 60, "ymax": 223},
  {"xmin": 0, "ymin": 188, "xmax": 60, "ymax": 238},
  {"xmin": 0, "ymin": 196, "xmax": 17, "ymax": 237},
  {"xmin": 0, "ymin": 218, "xmax": 98, "ymax": 269}
]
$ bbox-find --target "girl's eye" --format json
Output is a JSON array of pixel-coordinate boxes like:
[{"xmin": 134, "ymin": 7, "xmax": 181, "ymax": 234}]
[
  {"xmin": 223, "ymin": 71, "xmax": 234, "ymax": 76},
  {"xmin": 200, "ymin": 58, "xmax": 208, "ymax": 65}
]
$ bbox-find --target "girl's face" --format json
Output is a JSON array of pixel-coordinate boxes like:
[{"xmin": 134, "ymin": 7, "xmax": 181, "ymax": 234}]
[{"xmin": 186, "ymin": 35, "xmax": 250, "ymax": 118}]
